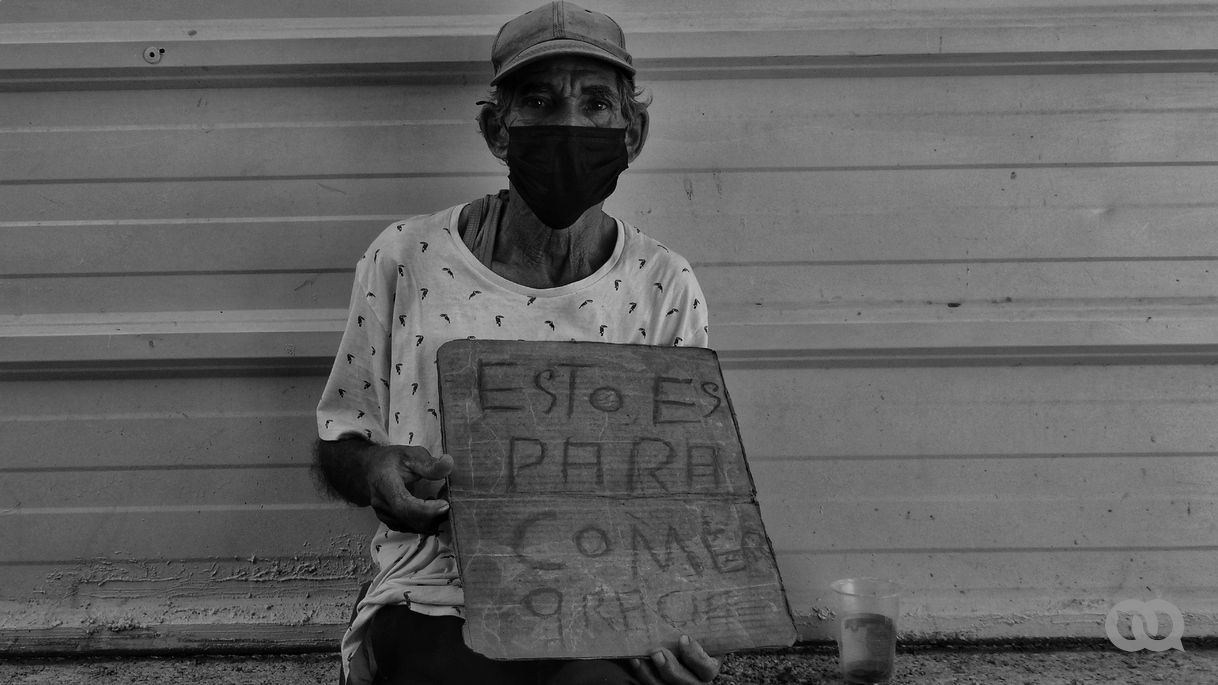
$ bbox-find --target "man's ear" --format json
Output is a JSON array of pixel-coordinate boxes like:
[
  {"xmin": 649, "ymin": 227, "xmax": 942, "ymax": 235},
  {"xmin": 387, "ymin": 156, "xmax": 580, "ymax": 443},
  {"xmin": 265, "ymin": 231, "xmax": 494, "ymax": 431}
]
[
  {"xmin": 625, "ymin": 109, "xmax": 649, "ymax": 163},
  {"xmin": 479, "ymin": 107, "xmax": 510, "ymax": 161}
]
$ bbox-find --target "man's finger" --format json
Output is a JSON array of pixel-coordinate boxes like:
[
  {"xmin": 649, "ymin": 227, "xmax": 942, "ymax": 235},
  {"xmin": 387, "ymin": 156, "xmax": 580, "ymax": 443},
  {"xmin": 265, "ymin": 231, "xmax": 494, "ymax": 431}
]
[
  {"xmin": 402, "ymin": 451, "xmax": 454, "ymax": 480},
  {"xmin": 627, "ymin": 658, "xmax": 664, "ymax": 685},
  {"xmin": 400, "ymin": 497, "xmax": 450, "ymax": 532},
  {"xmin": 676, "ymin": 635, "xmax": 720, "ymax": 682},
  {"xmin": 372, "ymin": 468, "xmax": 449, "ymax": 533},
  {"xmin": 645, "ymin": 648, "xmax": 703, "ymax": 685},
  {"xmin": 373, "ymin": 495, "xmax": 449, "ymax": 533}
]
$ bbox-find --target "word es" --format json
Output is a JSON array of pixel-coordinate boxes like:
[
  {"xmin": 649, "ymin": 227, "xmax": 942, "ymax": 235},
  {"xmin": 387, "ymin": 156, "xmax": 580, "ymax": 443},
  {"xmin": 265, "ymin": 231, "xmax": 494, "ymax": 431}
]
[{"xmin": 477, "ymin": 360, "xmax": 725, "ymax": 425}]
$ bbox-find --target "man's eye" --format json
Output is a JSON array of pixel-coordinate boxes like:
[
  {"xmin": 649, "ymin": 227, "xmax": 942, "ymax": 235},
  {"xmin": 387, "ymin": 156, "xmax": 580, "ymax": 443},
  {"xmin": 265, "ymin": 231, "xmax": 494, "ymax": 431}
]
[
  {"xmin": 522, "ymin": 97, "xmax": 548, "ymax": 109},
  {"xmin": 587, "ymin": 100, "xmax": 611, "ymax": 112}
]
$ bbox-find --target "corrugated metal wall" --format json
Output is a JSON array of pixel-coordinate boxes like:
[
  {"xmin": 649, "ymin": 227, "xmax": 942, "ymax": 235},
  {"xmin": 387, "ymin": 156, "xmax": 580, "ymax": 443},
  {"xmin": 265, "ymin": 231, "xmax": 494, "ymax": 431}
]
[{"xmin": 2, "ymin": 0, "xmax": 1216, "ymax": 652}]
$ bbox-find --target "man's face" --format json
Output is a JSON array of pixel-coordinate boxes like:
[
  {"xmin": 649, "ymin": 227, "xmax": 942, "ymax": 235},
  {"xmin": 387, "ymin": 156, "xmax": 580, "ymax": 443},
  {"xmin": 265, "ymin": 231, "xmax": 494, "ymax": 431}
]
[{"xmin": 504, "ymin": 56, "xmax": 628, "ymax": 129}]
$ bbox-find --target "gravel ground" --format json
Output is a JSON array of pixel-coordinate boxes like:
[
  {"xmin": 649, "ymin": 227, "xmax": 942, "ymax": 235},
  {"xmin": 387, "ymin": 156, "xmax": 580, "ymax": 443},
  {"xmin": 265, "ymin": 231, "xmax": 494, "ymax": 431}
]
[{"xmin": 1, "ymin": 642, "xmax": 1215, "ymax": 684}]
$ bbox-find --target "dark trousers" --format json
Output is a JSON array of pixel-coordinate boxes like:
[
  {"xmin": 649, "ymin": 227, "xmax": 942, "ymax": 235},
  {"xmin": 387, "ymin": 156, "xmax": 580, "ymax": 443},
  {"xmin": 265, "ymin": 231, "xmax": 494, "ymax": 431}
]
[{"xmin": 369, "ymin": 606, "xmax": 641, "ymax": 685}]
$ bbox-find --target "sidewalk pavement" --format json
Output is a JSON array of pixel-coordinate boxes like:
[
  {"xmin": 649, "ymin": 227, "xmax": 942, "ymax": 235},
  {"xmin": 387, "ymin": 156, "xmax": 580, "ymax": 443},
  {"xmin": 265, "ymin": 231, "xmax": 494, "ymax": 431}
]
[{"xmin": 1, "ymin": 641, "xmax": 1215, "ymax": 684}]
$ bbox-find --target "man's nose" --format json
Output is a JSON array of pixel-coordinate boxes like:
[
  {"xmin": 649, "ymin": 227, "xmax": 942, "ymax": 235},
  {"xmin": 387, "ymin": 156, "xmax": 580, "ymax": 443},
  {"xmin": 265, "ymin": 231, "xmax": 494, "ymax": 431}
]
[{"xmin": 549, "ymin": 100, "xmax": 589, "ymax": 126}]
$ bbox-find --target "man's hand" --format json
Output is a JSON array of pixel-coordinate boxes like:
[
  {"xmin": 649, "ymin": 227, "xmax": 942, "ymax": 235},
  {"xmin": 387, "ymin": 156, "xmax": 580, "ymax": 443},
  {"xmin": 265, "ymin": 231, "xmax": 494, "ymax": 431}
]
[
  {"xmin": 314, "ymin": 437, "xmax": 453, "ymax": 535},
  {"xmin": 364, "ymin": 444, "xmax": 453, "ymax": 534},
  {"xmin": 629, "ymin": 635, "xmax": 721, "ymax": 685}
]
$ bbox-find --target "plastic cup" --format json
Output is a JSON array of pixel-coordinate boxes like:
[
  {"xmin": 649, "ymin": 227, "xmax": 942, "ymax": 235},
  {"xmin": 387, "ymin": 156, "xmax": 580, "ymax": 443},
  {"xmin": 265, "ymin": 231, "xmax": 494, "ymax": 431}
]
[{"xmin": 830, "ymin": 578, "xmax": 900, "ymax": 684}]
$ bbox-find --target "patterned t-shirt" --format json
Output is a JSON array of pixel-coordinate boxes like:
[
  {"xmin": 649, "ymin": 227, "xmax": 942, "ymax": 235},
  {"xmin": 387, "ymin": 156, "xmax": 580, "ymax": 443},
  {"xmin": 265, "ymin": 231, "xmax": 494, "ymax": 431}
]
[{"xmin": 316, "ymin": 202, "xmax": 709, "ymax": 683}]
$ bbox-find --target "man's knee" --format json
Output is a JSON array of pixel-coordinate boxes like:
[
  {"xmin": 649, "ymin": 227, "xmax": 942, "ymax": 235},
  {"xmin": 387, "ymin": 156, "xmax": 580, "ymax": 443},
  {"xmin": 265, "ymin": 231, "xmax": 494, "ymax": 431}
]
[{"xmin": 545, "ymin": 659, "xmax": 639, "ymax": 685}]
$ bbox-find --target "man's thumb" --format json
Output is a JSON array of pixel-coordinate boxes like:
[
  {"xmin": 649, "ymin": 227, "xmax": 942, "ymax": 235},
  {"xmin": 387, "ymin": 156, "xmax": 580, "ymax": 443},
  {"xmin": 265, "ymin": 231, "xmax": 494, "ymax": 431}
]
[{"xmin": 414, "ymin": 451, "xmax": 454, "ymax": 479}]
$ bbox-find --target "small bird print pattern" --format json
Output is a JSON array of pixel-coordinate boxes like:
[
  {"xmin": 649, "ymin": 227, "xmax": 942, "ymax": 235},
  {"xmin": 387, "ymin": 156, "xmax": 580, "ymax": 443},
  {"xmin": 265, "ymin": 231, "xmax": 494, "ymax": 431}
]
[
  {"xmin": 319, "ymin": 206, "xmax": 708, "ymax": 452},
  {"xmin": 316, "ymin": 203, "xmax": 710, "ymax": 678}
]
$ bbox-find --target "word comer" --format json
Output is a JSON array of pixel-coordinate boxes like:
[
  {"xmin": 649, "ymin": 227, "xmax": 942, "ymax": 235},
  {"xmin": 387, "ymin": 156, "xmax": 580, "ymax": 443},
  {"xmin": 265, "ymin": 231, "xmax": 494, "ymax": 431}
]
[{"xmin": 473, "ymin": 359, "xmax": 731, "ymax": 494}]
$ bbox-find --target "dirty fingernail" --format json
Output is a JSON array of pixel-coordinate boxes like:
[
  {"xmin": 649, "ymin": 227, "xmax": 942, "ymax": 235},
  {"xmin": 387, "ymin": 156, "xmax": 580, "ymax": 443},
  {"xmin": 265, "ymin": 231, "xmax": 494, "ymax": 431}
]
[{"xmin": 651, "ymin": 651, "xmax": 666, "ymax": 666}]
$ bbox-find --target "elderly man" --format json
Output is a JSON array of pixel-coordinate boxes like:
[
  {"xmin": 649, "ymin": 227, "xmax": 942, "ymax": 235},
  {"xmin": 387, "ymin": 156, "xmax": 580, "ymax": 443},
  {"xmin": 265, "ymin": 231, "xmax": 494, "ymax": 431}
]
[{"xmin": 314, "ymin": 3, "xmax": 718, "ymax": 683}]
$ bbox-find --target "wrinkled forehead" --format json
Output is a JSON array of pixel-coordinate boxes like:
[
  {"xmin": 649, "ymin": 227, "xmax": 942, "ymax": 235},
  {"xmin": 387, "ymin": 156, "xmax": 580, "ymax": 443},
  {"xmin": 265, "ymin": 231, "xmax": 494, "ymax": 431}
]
[{"xmin": 505, "ymin": 55, "xmax": 625, "ymax": 92}]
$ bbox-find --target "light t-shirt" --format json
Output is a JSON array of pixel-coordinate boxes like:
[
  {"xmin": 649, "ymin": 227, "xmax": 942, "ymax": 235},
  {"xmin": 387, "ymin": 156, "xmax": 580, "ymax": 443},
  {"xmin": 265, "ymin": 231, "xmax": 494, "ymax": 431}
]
[{"xmin": 316, "ymin": 202, "xmax": 709, "ymax": 684}]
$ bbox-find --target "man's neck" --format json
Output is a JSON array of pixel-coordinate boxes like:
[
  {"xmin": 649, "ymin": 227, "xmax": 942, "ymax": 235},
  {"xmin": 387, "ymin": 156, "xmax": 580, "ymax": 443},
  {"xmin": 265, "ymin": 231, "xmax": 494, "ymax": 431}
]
[{"xmin": 491, "ymin": 186, "xmax": 617, "ymax": 289}]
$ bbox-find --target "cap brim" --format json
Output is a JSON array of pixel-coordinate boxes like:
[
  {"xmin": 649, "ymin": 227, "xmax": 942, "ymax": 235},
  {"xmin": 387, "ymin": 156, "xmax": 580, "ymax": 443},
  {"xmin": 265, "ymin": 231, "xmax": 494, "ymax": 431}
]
[{"xmin": 491, "ymin": 38, "xmax": 635, "ymax": 85}]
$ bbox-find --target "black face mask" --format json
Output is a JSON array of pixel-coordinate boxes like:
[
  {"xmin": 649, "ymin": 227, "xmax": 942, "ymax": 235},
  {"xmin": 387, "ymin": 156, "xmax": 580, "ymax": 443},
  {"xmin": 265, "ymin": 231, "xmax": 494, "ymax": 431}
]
[{"xmin": 505, "ymin": 125, "xmax": 629, "ymax": 230}]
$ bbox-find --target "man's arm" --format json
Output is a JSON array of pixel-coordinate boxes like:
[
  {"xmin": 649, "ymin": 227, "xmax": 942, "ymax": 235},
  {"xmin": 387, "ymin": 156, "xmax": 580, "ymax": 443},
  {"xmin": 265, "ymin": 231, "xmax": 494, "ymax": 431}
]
[{"xmin": 313, "ymin": 435, "xmax": 453, "ymax": 534}]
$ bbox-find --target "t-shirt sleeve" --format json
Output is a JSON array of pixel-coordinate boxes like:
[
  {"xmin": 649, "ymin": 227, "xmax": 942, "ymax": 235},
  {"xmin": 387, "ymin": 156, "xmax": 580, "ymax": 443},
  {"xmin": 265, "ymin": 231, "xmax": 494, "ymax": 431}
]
[
  {"xmin": 316, "ymin": 248, "xmax": 395, "ymax": 444},
  {"xmin": 654, "ymin": 254, "xmax": 711, "ymax": 348}
]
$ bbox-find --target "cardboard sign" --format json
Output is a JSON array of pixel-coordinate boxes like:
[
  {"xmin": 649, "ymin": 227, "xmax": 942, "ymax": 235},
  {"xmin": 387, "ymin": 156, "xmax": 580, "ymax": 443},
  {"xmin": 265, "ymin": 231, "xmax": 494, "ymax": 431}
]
[{"xmin": 437, "ymin": 339, "xmax": 796, "ymax": 660}]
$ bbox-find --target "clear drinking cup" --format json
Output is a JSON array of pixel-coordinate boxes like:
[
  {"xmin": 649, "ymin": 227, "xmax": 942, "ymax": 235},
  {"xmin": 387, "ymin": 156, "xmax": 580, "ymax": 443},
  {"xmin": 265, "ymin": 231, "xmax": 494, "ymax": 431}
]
[{"xmin": 830, "ymin": 578, "xmax": 900, "ymax": 685}]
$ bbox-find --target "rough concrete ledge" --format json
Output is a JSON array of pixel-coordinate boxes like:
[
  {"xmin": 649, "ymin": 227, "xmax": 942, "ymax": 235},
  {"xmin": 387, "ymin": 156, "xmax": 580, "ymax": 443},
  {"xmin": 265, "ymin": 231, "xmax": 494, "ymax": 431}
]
[{"xmin": 1, "ymin": 640, "xmax": 1215, "ymax": 684}]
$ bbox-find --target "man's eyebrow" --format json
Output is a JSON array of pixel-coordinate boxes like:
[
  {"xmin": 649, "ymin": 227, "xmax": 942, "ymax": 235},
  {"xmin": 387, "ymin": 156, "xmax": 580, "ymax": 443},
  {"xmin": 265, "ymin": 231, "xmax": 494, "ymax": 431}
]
[
  {"xmin": 514, "ymin": 80, "xmax": 619, "ymax": 101},
  {"xmin": 581, "ymin": 84, "xmax": 620, "ymax": 100},
  {"xmin": 518, "ymin": 81, "xmax": 555, "ymax": 95}
]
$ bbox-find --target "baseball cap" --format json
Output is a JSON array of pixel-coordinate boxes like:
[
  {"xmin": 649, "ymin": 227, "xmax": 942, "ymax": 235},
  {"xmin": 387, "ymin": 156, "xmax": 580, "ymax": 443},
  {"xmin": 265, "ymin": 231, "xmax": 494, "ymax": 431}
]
[{"xmin": 490, "ymin": 1, "xmax": 635, "ymax": 85}]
